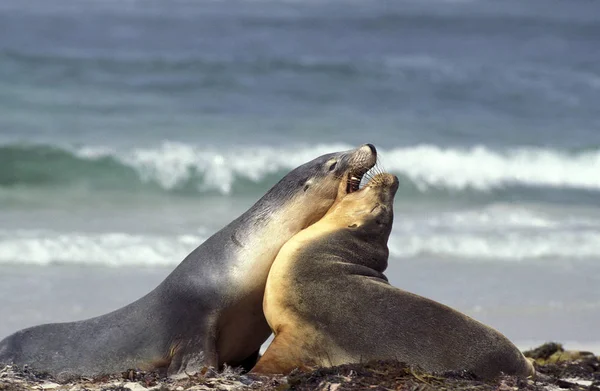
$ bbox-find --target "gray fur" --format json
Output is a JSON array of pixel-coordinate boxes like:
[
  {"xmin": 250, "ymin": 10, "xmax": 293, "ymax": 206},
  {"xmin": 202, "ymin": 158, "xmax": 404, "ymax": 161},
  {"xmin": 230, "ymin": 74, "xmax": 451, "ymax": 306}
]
[{"xmin": 0, "ymin": 145, "xmax": 376, "ymax": 378}]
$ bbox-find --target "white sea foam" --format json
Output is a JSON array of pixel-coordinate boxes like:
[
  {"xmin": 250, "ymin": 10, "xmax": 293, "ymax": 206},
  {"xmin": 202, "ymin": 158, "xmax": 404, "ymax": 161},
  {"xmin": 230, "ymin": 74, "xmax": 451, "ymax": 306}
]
[
  {"xmin": 3, "ymin": 207, "xmax": 600, "ymax": 266},
  {"xmin": 395, "ymin": 204, "xmax": 600, "ymax": 231},
  {"xmin": 383, "ymin": 144, "xmax": 600, "ymax": 192},
  {"xmin": 388, "ymin": 230, "xmax": 600, "ymax": 261},
  {"xmin": 3, "ymin": 229, "xmax": 599, "ymax": 265},
  {"xmin": 76, "ymin": 142, "xmax": 352, "ymax": 194},
  {"xmin": 74, "ymin": 142, "xmax": 600, "ymax": 194},
  {"xmin": 0, "ymin": 230, "xmax": 205, "ymax": 267},
  {"xmin": 389, "ymin": 205, "xmax": 600, "ymax": 261}
]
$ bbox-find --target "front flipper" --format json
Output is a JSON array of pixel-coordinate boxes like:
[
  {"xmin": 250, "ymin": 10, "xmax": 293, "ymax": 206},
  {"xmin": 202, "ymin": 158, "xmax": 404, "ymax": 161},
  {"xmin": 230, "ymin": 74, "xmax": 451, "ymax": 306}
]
[
  {"xmin": 167, "ymin": 333, "xmax": 219, "ymax": 376},
  {"xmin": 250, "ymin": 333, "xmax": 314, "ymax": 375}
]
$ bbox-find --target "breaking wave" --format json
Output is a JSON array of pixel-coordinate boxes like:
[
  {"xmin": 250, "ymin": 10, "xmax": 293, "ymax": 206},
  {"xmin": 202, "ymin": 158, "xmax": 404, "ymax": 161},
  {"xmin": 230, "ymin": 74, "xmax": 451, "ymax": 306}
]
[
  {"xmin": 2, "ymin": 206, "xmax": 600, "ymax": 266},
  {"xmin": 0, "ymin": 229, "xmax": 206, "ymax": 267},
  {"xmin": 2, "ymin": 142, "xmax": 600, "ymax": 196}
]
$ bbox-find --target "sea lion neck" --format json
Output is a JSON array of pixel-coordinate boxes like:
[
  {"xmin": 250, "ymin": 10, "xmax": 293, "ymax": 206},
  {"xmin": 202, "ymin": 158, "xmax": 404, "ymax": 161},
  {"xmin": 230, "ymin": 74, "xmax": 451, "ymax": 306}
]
[
  {"xmin": 286, "ymin": 226, "xmax": 389, "ymax": 276},
  {"xmin": 329, "ymin": 228, "xmax": 389, "ymax": 274}
]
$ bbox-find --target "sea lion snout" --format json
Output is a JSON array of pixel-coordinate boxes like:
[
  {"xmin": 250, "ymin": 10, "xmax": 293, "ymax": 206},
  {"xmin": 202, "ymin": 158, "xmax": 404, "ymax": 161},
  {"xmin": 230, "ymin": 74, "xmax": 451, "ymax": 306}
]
[
  {"xmin": 320, "ymin": 170, "xmax": 397, "ymax": 240},
  {"xmin": 345, "ymin": 144, "xmax": 377, "ymax": 173},
  {"xmin": 358, "ymin": 143, "xmax": 377, "ymax": 158},
  {"xmin": 329, "ymin": 144, "xmax": 377, "ymax": 197},
  {"xmin": 374, "ymin": 174, "xmax": 399, "ymax": 206},
  {"xmin": 358, "ymin": 174, "xmax": 397, "ymax": 220},
  {"xmin": 367, "ymin": 173, "xmax": 399, "ymax": 193}
]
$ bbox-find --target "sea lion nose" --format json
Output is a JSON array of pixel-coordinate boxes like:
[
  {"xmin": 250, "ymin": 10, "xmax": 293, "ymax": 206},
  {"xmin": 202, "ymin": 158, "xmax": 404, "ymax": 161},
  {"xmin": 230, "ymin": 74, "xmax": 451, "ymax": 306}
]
[
  {"xmin": 390, "ymin": 175, "xmax": 399, "ymax": 195},
  {"xmin": 359, "ymin": 144, "xmax": 377, "ymax": 155}
]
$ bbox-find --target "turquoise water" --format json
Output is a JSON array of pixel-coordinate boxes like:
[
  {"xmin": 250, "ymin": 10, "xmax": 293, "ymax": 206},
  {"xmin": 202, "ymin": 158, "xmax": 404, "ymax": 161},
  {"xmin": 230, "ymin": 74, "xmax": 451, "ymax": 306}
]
[{"xmin": 0, "ymin": 0, "xmax": 598, "ymax": 347}]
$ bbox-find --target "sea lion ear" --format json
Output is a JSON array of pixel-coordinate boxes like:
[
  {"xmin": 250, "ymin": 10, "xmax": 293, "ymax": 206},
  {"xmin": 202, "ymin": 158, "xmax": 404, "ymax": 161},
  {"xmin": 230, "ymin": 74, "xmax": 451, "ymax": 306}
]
[
  {"xmin": 347, "ymin": 223, "xmax": 359, "ymax": 229},
  {"xmin": 303, "ymin": 178, "xmax": 314, "ymax": 192}
]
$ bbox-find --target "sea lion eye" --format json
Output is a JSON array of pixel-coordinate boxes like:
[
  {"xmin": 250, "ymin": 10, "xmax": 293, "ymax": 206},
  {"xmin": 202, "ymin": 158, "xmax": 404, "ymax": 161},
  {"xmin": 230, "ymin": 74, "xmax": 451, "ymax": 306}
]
[{"xmin": 328, "ymin": 161, "xmax": 337, "ymax": 171}]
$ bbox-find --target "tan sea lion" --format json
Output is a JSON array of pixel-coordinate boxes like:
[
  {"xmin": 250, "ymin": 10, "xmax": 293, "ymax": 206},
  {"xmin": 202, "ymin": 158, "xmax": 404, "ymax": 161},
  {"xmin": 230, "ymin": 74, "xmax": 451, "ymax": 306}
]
[
  {"xmin": 252, "ymin": 172, "xmax": 535, "ymax": 380},
  {"xmin": 0, "ymin": 144, "xmax": 377, "ymax": 378}
]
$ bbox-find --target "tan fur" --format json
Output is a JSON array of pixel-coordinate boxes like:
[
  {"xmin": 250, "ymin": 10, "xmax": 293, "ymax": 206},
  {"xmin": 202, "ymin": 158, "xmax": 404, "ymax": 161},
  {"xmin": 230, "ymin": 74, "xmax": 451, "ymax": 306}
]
[
  {"xmin": 218, "ymin": 147, "xmax": 377, "ymax": 367},
  {"xmin": 254, "ymin": 173, "xmax": 535, "ymax": 379},
  {"xmin": 261, "ymin": 182, "xmax": 387, "ymax": 346},
  {"xmin": 231, "ymin": 149, "xmax": 377, "ymax": 288},
  {"xmin": 251, "ymin": 326, "xmax": 318, "ymax": 375},
  {"xmin": 217, "ymin": 182, "xmax": 342, "ymax": 365},
  {"xmin": 257, "ymin": 175, "xmax": 394, "ymax": 375},
  {"xmin": 263, "ymin": 174, "xmax": 394, "ymax": 323},
  {"xmin": 234, "ymin": 192, "xmax": 338, "ymax": 285}
]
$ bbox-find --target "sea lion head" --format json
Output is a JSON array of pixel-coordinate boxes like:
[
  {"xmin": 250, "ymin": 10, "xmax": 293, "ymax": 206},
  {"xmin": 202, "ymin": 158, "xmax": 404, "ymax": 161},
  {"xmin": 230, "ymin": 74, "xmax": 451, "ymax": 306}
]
[
  {"xmin": 255, "ymin": 144, "xmax": 378, "ymax": 231},
  {"xmin": 278, "ymin": 171, "xmax": 399, "ymax": 276},
  {"xmin": 324, "ymin": 171, "xmax": 399, "ymax": 244}
]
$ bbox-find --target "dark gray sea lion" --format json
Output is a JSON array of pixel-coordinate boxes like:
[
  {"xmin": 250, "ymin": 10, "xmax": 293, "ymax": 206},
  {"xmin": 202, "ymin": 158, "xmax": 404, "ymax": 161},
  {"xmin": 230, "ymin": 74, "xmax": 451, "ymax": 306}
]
[
  {"xmin": 0, "ymin": 144, "xmax": 377, "ymax": 378},
  {"xmin": 251, "ymin": 172, "xmax": 535, "ymax": 380}
]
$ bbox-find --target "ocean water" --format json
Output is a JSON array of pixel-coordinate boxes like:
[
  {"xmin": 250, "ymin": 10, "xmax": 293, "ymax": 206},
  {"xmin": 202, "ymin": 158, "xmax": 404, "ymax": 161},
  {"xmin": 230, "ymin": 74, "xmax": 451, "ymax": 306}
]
[{"xmin": 0, "ymin": 0, "xmax": 599, "ymax": 353}]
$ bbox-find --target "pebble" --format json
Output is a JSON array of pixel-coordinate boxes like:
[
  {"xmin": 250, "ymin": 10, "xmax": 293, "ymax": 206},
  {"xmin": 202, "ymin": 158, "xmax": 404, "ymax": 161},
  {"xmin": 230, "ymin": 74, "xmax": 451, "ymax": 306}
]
[
  {"xmin": 564, "ymin": 378, "xmax": 593, "ymax": 387},
  {"xmin": 40, "ymin": 382, "xmax": 62, "ymax": 389},
  {"xmin": 123, "ymin": 382, "xmax": 150, "ymax": 391}
]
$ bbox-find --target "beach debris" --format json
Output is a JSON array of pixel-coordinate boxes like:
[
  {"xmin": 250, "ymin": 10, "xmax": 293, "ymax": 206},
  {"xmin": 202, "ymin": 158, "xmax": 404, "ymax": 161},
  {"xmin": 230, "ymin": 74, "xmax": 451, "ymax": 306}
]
[{"xmin": 1, "ymin": 344, "xmax": 598, "ymax": 391}]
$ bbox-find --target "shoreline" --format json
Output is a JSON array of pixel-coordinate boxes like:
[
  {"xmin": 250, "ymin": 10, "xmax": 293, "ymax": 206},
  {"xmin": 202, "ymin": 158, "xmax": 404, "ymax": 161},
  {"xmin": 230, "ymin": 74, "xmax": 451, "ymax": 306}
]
[{"xmin": 1, "ymin": 343, "xmax": 598, "ymax": 391}]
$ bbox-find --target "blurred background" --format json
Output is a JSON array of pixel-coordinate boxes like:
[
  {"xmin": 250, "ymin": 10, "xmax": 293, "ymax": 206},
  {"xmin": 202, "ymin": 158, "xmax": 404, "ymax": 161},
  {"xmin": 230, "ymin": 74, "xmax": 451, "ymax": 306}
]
[{"xmin": 0, "ymin": 0, "xmax": 599, "ymax": 352}]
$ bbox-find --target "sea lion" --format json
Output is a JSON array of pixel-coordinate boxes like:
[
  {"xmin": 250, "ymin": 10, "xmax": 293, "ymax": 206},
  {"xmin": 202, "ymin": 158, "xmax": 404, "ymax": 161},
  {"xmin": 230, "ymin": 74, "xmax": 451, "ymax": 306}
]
[
  {"xmin": 252, "ymin": 172, "xmax": 535, "ymax": 380},
  {"xmin": 0, "ymin": 144, "xmax": 377, "ymax": 379}
]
